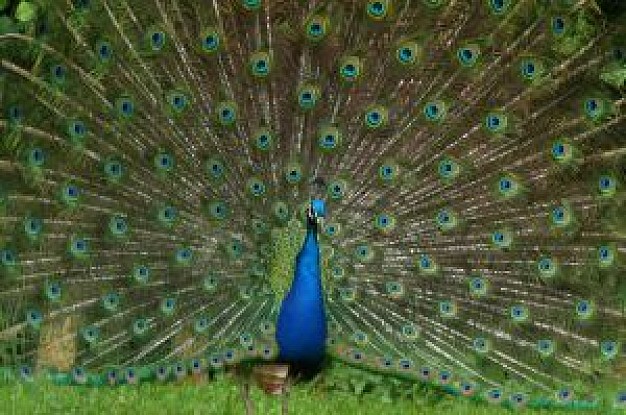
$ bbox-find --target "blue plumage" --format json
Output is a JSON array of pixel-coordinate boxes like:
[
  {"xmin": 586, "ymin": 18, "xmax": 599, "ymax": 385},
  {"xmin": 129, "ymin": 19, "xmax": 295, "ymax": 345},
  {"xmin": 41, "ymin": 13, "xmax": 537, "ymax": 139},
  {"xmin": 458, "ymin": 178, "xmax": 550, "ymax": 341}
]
[{"xmin": 275, "ymin": 203, "xmax": 327, "ymax": 366}]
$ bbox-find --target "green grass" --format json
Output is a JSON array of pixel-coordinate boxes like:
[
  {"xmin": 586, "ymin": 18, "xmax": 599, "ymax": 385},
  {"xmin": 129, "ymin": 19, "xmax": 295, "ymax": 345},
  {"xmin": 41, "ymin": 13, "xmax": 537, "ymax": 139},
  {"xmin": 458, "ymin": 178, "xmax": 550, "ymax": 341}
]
[
  {"xmin": 0, "ymin": 359, "xmax": 621, "ymax": 414},
  {"xmin": 0, "ymin": 377, "xmax": 617, "ymax": 415}
]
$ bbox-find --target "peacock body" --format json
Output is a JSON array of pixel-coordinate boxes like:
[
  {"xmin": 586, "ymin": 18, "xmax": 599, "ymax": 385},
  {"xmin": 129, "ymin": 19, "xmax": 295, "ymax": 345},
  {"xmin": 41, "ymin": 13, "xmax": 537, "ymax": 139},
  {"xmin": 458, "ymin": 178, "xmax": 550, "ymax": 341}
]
[
  {"xmin": 275, "ymin": 205, "xmax": 327, "ymax": 369},
  {"xmin": 0, "ymin": 0, "xmax": 625, "ymax": 410}
]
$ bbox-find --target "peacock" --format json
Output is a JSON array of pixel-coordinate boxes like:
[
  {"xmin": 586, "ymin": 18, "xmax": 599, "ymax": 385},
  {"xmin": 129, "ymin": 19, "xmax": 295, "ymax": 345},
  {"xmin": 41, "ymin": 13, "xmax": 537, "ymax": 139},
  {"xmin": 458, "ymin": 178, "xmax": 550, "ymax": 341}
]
[{"xmin": 0, "ymin": 0, "xmax": 625, "ymax": 411}]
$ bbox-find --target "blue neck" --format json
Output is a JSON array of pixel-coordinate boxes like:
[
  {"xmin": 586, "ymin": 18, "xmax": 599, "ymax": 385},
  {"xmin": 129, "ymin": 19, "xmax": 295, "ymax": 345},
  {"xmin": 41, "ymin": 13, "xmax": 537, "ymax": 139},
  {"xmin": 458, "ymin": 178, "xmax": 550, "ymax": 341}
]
[
  {"xmin": 290, "ymin": 227, "xmax": 321, "ymax": 295},
  {"xmin": 275, "ymin": 223, "xmax": 327, "ymax": 364}
]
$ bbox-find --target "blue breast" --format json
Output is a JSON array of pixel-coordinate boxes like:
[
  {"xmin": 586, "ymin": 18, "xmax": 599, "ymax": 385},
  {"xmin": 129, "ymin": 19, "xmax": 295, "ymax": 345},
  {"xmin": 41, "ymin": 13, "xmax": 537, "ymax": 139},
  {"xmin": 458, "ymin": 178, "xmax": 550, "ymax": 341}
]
[{"xmin": 275, "ymin": 226, "xmax": 327, "ymax": 364}]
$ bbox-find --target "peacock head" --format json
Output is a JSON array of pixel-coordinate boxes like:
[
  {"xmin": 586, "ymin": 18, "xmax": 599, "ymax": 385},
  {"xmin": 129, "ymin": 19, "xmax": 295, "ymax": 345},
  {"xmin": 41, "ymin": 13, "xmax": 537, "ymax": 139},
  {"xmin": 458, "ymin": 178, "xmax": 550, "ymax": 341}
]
[{"xmin": 307, "ymin": 199, "xmax": 326, "ymax": 229}]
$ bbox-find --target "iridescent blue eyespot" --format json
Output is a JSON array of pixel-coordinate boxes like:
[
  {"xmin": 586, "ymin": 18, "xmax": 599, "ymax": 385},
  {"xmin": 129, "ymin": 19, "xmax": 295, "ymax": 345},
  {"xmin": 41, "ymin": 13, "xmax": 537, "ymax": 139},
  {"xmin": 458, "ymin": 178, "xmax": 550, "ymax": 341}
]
[
  {"xmin": 242, "ymin": 0, "xmax": 261, "ymax": 11},
  {"xmin": 537, "ymin": 256, "xmax": 557, "ymax": 278},
  {"xmin": 161, "ymin": 297, "xmax": 176, "ymax": 315},
  {"xmin": 116, "ymin": 97, "xmax": 135, "ymax": 118},
  {"xmin": 485, "ymin": 113, "xmax": 507, "ymax": 133},
  {"xmin": 50, "ymin": 64, "xmax": 66, "ymax": 83},
  {"xmin": 193, "ymin": 316, "xmax": 209, "ymax": 333},
  {"xmin": 26, "ymin": 309, "xmax": 43, "ymax": 329},
  {"xmin": 318, "ymin": 126, "xmax": 342, "ymax": 151},
  {"xmin": 354, "ymin": 244, "xmax": 373, "ymax": 262},
  {"xmin": 510, "ymin": 304, "xmax": 529, "ymax": 322},
  {"xmin": 81, "ymin": 325, "xmax": 99, "ymax": 343},
  {"xmin": 364, "ymin": 106, "xmax": 388, "ymax": 129},
  {"xmin": 553, "ymin": 143, "xmax": 565, "ymax": 157},
  {"xmin": 96, "ymin": 41, "xmax": 112, "ymax": 62},
  {"xmin": 305, "ymin": 15, "xmax": 329, "ymax": 42},
  {"xmin": 133, "ymin": 265, "xmax": 150, "ymax": 284},
  {"xmin": 418, "ymin": 254, "xmax": 437, "ymax": 274},
  {"xmin": 7, "ymin": 105, "xmax": 23, "ymax": 124},
  {"xmin": 575, "ymin": 300, "xmax": 594, "ymax": 319},
  {"xmin": 325, "ymin": 223, "xmax": 340, "ymax": 238},
  {"xmin": 584, "ymin": 98, "xmax": 606, "ymax": 120},
  {"xmin": 457, "ymin": 46, "xmax": 479, "ymax": 67},
  {"xmin": 285, "ymin": 163, "xmax": 303, "ymax": 184},
  {"xmin": 27, "ymin": 147, "xmax": 45, "ymax": 168},
  {"xmin": 204, "ymin": 273, "xmax": 221, "ymax": 294},
  {"xmin": 68, "ymin": 237, "xmax": 89, "ymax": 259},
  {"xmin": 385, "ymin": 281, "xmax": 404, "ymax": 298},
  {"xmin": 374, "ymin": 213, "xmax": 395, "ymax": 232},
  {"xmin": 61, "ymin": 183, "xmax": 80, "ymax": 208},
  {"xmin": 557, "ymin": 388, "xmax": 572, "ymax": 402},
  {"xmin": 491, "ymin": 229, "xmax": 512, "ymax": 248},
  {"xmin": 469, "ymin": 277, "xmax": 488, "ymax": 296},
  {"xmin": 398, "ymin": 358, "xmax": 413, "ymax": 370},
  {"xmin": 273, "ymin": 201, "xmax": 289, "ymax": 222},
  {"xmin": 438, "ymin": 369, "xmax": 452, "ymax": 384},
  {"xmin": 206, "ymin": 158, "xmax": 225, "ymax": 180},
  {"xmin": 24, "ymin": 217, "xmax": 43, "ymax": 239},
  {"xmin": 366, "ymin": 0, "xmax": 389, "ymax": 20},
  {"xmin": 510, "ymin": 393, "xmax": 527, "ymax": 407},
  {"xmin": 327, "ymin": 180, "xmax": 347, "ymax": 200},
  {"xmin": 73, "ymin": 0, "xmax": 90, "ymax": 10},
  {"xmin": 72, "ymin": 367, "xmax": 87, "ymax": 384},
  {"xmin": 601, "ymin": 340, "xmax": 619, "ymax": 359},
  {"xmin": 600, "ymin": 340, "xmax": 619, "ymax": 359},
  {"xmin": 155, "ymin": 152, "xmax": 174, "ymax": 172},
  {"xmin": 247, "ymin": 177, "xmax": 266, "ymax": 197},
  {"xmin": 487, "ymin": 389, "xmax": 503, "ymax": 403},
  {"xmin": 19, "ymin": 365, "xmax": 33, "ymax": 381},
  {"xmin": 439, "ymin": 300, "xmax": 456, "ymax": 317},
  {"xmin": 102, "ymin": 292, "xmax": 120, "ymax": 311},
  {"xmin": 201, "ymin": 28, "xmax": 221, "ymax": 53},
  {"xmin": 175, "ymin": 247, "xmax": 193, "ymax": 265},
  {"xmin": 424, "ymin": 101, "xmax": 446, "ymax": 122},
  {"xmin": 68, "ymin": 120, "xmax": 87, "ymax": 143},
  {"xmin": 438, "ymin": 157, "xmax": 459, "ymax": 180},
  {"xmin": 167, "ymin": 91, "xmax": 189, "ymax": 113},
  {"xmin": 598, "ymin": 245, "xmax": 615, "ymax": 267},
  {"xmin": 378, "ymin": 163, "xmax": 399, "ymax": 182},
  {"xmin": 216, "ymin": 101, "xmax": 237, "ymax": 126},
  {"xmin": 148, "ymin": 29, "xmax": 166, "ymax": 51},
  {"xmin": 1, "ymin": 249, "xmax": 16, "ymax": 267},
  {"xmin": 401, "ymin": 324, "xmax": 418, "ymax": 340},
  {"xmin": 339, "ymin": 57, "xmax": 362, "ymax": 82},
  {"xmin": 436, "ymin": 208, "xmax": 457, "ymax": 231},
  {"xmin": 550, "ymin": 205, "xmax": 571, "ymax": 227},
  {"xmin": 109, "ymin": 215, "xmax": 128, "ymax": 237},
  {"xmin": 209, "ymin": 201, "xmax": 228, "ymax": 221},
  {"xmin": 488, "ymin": 0, "xmax": 510, "ymax": 15},
  {"xmin": 104, "ymin": 159, "xmax": 123, "ymax": 181},
  {"xmin": 552, "ymin": 16, "xmax": 566, "ymax": 35},
  {"xmin": 473, "ymin": 337, "xmax": 489, "ymax": 353},
  {"xmin": 520, "ymin": 58, "xmax": 542, "ymax": 80},
  {"xmin": 133, "ymin": 318, "xmax": 149, "ymax": 336},
  {"xmin": 249, "ymin": 52, "xmax": 271, "ymax": 77},
  {"xmin": 253, "ymin": 129, "xmax": 273, "ymax": 151},
  {"xmin": 395, "ymin": 41, "xmax": 420, "ymax": 65},
  {"xmin": 45, "ymin": 281, "xmax": 62, "ymax": 302},
  {"xmin": 598, "ymin": 175, "xmax": 617, "ymax": 196},
  {"xmin": 497, "ymin": 176, "xmax": 517, "ymax": 196},
  {"xmin": 397, "ymin": 47, "xmax": 413, "ymax": 63},
  {"xmin": 298, "ymin": 84, "xmax": 320, "ymax": 110}
]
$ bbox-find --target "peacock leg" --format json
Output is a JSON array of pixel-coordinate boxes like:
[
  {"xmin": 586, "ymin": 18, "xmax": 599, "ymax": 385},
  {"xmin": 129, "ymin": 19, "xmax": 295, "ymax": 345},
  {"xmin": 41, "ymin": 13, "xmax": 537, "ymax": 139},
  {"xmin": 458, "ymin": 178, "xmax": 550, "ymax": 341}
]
[
  {"xmin": 240, "ymin": 379, "xmax": 255, "ymax": 415},
  {"xmin": 281, "ymin": 376, "xmax": 291, "ymax": 415}
]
